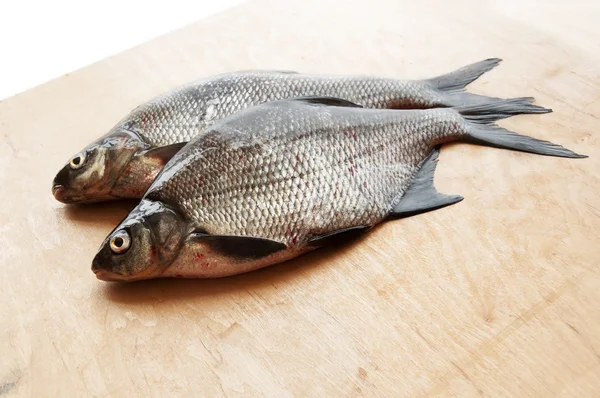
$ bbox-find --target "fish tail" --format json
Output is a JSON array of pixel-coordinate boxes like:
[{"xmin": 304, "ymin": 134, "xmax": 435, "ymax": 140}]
[
  {"xmin": 427, "ymin": 58, "xmax": 551, "ymax": 115},
  {"xmin": 455, "ymin": 97, "xmax": 552, "ymax": 120},
  {"xmin": 427, "ymin": 58, "xmax": 502, "ymax": 93},
  {"xmin": 455, "ymin": 102, "xmax": 587, "ymax": 159}
]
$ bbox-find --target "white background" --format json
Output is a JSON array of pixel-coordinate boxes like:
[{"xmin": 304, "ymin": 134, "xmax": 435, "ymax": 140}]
[{"xmin": 0, "ymin": 0, "xmax": 245, "ymax": 100}]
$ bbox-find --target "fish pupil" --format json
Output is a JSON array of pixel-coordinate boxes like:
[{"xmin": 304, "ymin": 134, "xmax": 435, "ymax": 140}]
[
  {"xmin": 114, "ymin": 237, "xmax": 124, "ymax": 247},
  {"xmin": 72, "ymin": 156, "xmax": 81, "ymax": 165}
]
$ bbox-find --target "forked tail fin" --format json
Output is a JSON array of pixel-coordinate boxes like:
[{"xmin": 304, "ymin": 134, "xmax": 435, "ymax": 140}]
[
  {"xmin": 454, "ymin": 102, "xmax": 586, "ymax": 159},
  {"xmin": 427, "ymin": 58, "xmax": 551, "ymax": 114}
]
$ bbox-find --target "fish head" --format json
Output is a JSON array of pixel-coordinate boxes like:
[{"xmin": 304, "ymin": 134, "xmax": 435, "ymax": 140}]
[
  {"xmin": 51, "ymin": 128, "xmax": 146, "ymax": 203},
  {"xmin": 91, "ymin": 199, "xmax": 190, "ymax": 281}
]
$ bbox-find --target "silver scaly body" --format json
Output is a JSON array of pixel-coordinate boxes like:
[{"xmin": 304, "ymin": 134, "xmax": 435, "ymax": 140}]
[
  {"xmin": 91, "ymin": 97, "xmax": 584, "ymax": 281},
  {"xmin": 52, "ymin": 59, "xmax": 550, "ymax": 204}
]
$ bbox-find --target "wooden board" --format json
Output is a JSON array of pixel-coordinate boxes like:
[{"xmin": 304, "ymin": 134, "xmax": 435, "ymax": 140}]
[{"xmin": 1, "ymin": 0, "xmax": 599, "ymax": 396}]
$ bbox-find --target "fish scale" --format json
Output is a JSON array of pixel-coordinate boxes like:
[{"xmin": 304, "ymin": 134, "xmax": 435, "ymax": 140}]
[
  {"xmin": 148, "ymin": 103, "xmax": 460, "ymax": 245},
  {"xmin": 55, "ymin": 59, "xmax": 556, "ymax": 205},
  {"xmin": 91, "ymin": 96, "xmax": 584, "ymax": 281},
  {"xmin": 131, "ymin": 71, "xmax": 461, "ymax": 146}
]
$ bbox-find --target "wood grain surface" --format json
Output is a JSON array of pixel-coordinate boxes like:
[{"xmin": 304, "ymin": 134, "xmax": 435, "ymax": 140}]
[{"xmin": 1, "ymin": 0, "xmax": 599, "ymax": 396}]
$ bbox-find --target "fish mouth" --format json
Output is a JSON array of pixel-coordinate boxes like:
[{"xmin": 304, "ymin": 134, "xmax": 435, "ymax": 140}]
[
  {"xmin": 93, "ymin": 268, "xmax": 128, "ymax": 282},
  {"xmin": 92, "ymin": 267, "xmax": 160, "ymax": 282},
  {"xmin": 51, "ymin": 174, "xmax": 89, "ymax": 204},
  {"xmin": 52, "ymin": 181, "xmax": 119, "ymax": 204},
  {"xmin": 52, "ymin": 185, "xmax": 97, "ymax": 204},
  {"xmin": 52, "ymin": 184, "xmax": 66, "ymax": 200}
]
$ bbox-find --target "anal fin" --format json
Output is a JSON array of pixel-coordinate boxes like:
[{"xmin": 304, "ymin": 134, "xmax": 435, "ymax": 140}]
[
  {"xmin": 307, "ymin": 225, "xmax": 370, "ymax": 248},
  {"xmin": 390, "ymin": 147, "xmax": 463, "ymax": 218}
]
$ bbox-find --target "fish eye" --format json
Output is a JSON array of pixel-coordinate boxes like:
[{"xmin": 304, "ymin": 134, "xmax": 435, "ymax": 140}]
[
  {"xmin": 110, "ymin": 230, "xmax": 131, "ymax": 254},
  {"xmin": 69, "ymin": 152, "xmax": 86, "ymax": 170}
]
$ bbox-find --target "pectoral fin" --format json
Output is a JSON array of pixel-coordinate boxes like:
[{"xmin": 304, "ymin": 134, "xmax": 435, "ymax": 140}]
[
  {"xmin": 189, "ymin": 232, "xmax": 287, "ymax": 260},
  {"xmin": 143, "ymin": 142, "xmax": 187, "ymax": 164},
  {"xmin": 390, "ymin": 147, "xmax": 463, "ymax": 218}
]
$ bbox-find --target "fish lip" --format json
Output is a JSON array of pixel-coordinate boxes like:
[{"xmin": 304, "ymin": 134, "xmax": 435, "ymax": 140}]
[
  {"xmin": 93, "ymin": 268, "xmax": 126, "ymax": 282},
  {"xmin": 51, "ymin": 187, "xmax": 81, "ymax": 204},
  {"xmin": 51, "ymin": 184, "xmax": 68, "ymax": 202},
  {"xmin": 50, "ymin": 177, "xmax": 78, "ymax": 203}
]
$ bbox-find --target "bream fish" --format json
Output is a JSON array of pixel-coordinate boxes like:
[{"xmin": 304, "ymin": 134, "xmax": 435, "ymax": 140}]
[
  {"xmin": 90, "ymin": 96, "xmax": 585, "ymax": 281},
  {"xmin": 52, "ymin": 58, "xmax": 549, "ymax": 203}
]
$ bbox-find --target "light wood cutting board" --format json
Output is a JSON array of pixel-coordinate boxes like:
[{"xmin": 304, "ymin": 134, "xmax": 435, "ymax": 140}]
[{"xmin": 1, "ymin": 0, "xmax": 598, "ymax": 396}]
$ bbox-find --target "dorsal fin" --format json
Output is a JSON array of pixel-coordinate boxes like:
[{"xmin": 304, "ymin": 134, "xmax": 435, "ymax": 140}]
[{"xmin": 288, "ymin": 96, "xmax": 364, "ymax": 108}]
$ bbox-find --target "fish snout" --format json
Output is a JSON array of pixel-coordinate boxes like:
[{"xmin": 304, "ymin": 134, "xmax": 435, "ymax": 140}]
[
  {"xmin": 52, "ymin": 183, "xmax": 65, "ymax": 200},
  {"xmin": 51, "ymin": 166, "xmax": 110, "ymax": 204},
  {"xmin": 51, "ymin": 181, "xmax": 78, "ymax": 203},
  {"xmin": 52, "ymin": 166, "xmax": 75, "ymax": 202},
  {"xmin": 53, "ymin": 165, "xmax": 70, "ymax": 187},
  {"xmin": 91, "ymin": 258, "xmax": 125, "ymax": 281}
]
